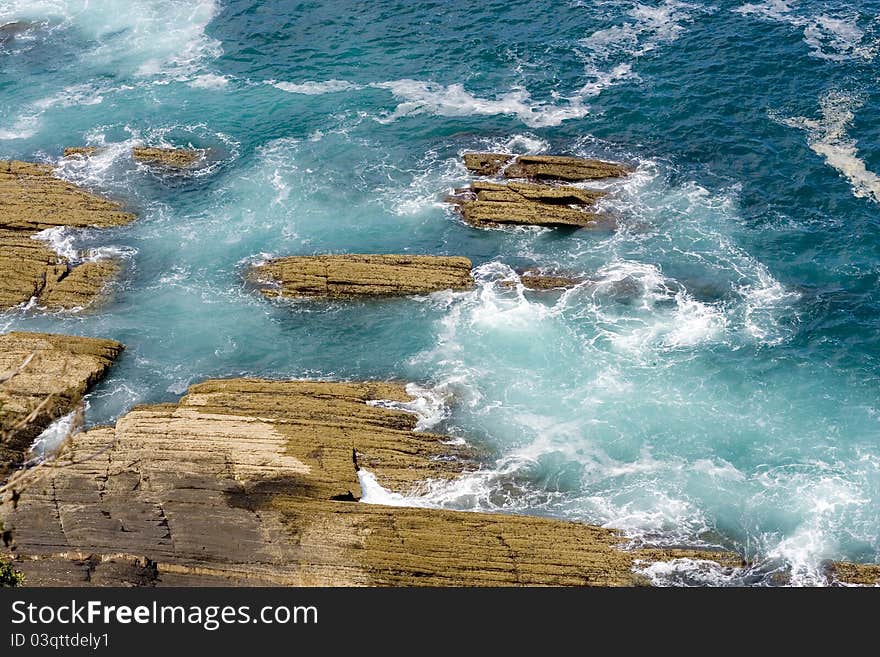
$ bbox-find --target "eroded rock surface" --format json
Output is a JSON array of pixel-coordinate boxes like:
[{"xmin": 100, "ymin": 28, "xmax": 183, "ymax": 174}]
[
  {"xmin": 463, "ymin": 152, "xmax": 631, "ymax": 181},
  {"xmin": 828, "ymin": 561, "xmax": 880, "ymax": 586},
  {"xmin": 0, "ymin": 160, "xmax": 134, "ymax": 310},
  {"xmin": 64, "ymin": 147, "xmax": 205, "ymax": 170},
  {"xmin": 252, "ymin": 254, "xmax": 475, "ymax": 299},
  {"xmin": 449, "ymin": 155, "xmax": 624, "ymax": 228},
  {"xmin": 0, "ymin": 331, "xmax": 123, "ymax": 480},
  {"xmin": 1, "ymin": 377, "xmax": 745, "ymax": 586}
]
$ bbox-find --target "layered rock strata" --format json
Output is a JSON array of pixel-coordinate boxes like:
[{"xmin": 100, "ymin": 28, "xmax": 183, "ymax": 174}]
[
  {"xmin": 1, "ymin": 377, "xmax": 745, "ymax": 586},
  {"xmin": 0, "ymin": 160, "xmax": 134, "ymax": 310},
  {"xmin": 64, "ymin": 147, "xmax": 204, "ymax": 169},
  {"xmin": 449, "ymin": 154, "xmax": 628, "ymax": 228},
  {"xmin": 0, "ymin": 332, "xmax": 123, "ymax": 480},
  {"xmin": 251, "ymin": 254, "xmax": 475, "ymax": 299},
  {"xmin": 463, "ymin": 153, "xmax": 631, "ymax": 181}
]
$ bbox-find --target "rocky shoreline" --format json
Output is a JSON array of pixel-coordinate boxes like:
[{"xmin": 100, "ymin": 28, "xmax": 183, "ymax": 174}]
[
  {"xmin": 0, "ymin": 160, "xmax": 134, "ymax": 311},
  {"xmin": 2, "ymin": 147, "xmax": 877, "ymax": 587},
  {"xmin": 2, "ymin": 373, "xmax": 748, "ymax": 586}
]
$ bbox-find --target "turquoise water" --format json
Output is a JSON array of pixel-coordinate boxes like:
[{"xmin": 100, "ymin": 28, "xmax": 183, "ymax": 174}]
[{"xmin": 2, "ymin": 0, "xmax": 879, "ymax": 585}]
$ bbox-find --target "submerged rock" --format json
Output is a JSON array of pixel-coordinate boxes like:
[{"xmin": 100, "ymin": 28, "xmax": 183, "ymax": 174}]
[
  {"xmin": 447, "ymin": 179, "xmax": 609, "ymax": 228},
  {"xmin": 252, "ymin": 254, "xmax": 475, "ymax": 298},
  {"xmin": 64, "ymin": 146, "xmax": 205, "ymax": 169},
  {"xmin": 1, "ymin": 377, "xmax": 744, "ymax": 586},
  {"xmin": 463, "ymin": 152, "xmax": 631, "ymax": 181},
  {"xmin": 0, "ymin": 160, "xmax": 134, "ymax": 311},
  {"xmin": 0, "ymin": 331, "xmax": 123, "ymax": 481}
]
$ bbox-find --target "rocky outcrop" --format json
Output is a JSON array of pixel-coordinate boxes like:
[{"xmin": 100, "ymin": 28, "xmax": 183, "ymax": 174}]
[
  {"xmin": 518, "ymin": 270, "xmax": 586, "ymax": 290},
  {"xmin": 0, "ymin": 160, "xmax": 134, "ymax": 311},
  {"xmin": 64, "ymin": 147, "xmax": 205, "ymax": 170},
  {"xmin": 0, "ymin": 332, "xmax": 123, "ymax": 481},
  {"xmin": 1, "ymin": 377, "xmax": 745, "ymax": 586},
  {"xmin": 828, "ymin": 562, "xmax": 880, "ymax": 586},
  {"xmin": 463, "ymin": 153, "xmax": 631, "ymax": 181},
  {"xmin": 447, "ymin": 180, "xmax": 609, "ymax": 229},
  {"xmin": 251, "ymin": 254, "xmax": 475, "ymax": 299},
  {"xmin": 450, "ymin": 153, "xmax": 627, "ymax": 229}
]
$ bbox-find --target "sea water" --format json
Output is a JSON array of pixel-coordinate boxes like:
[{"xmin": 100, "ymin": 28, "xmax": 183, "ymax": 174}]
[{"xmin": 1, "ymin": 0, "xmax": 879, "ymax": 586}]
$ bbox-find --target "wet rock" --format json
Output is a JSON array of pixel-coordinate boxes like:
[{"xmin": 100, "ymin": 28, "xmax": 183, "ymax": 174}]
[
  {"xmin": 132, "ymin": 147, "xmax": 204, "ymax": 169},
  {"xmin": 828, "ymin": 561, "xmax": 880, "ymax": 586},
  {"xmin": 0, "ymin": 332, "xmax": 123, "ymax": 481},
  {"xmin": 1, "ymin": 377, "xmax": 745, "ymax": 586},
  {"xmin": 64, "ymin": 146, "xmax": 205, "ymax": 169},
  {"xmin": 62, "ymin": 147, "xmax": 99, "ymax": 158},
  {"xmin": 519, "ymin": 270, "xmax": 586, "ymax": 290},
  {"xmin": 0, "ymin": 160, "xmax": 134, "ymax": 311},
  {"xmin": 462, "ymin": 152, "xmax": 514, "ymax": 176},
  {"xmin": 447, "ymin": 179, "xmax": 609, "ymax": 228},
  {"xmin": 252, "ymin": 254, "xmax": 475, "ymax": 298},
  {"xmin": 463, "ymin": 152, "xmax": 631, "ymax": 181}
]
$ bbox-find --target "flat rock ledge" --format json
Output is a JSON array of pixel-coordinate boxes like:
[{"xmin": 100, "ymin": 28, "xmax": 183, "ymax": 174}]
[
  {"xmin": 517, "ymin": 270, "xmax": 586, "ymax": 290},
  {"xmin": 463, "ymin": 153, "xmax": 631, "ymax": 181},
  {"xmin": 64, "ymin": 146, "xmax": 205, "ymax": 170},
  {"xmin": 2, "ymin": 377, "xmax": 745, "ymax": 587},
  {"xmin": 0, "ymin": 160, "xmax": 135, "ymax": 311},
  {"xmin": 828, "ymin": 562, "xmax": 880, "ymax": 586},
  {"xmin": 448, "ymin": 153, "xmax": 629, "ymax": 229},
  {"xmin": 0, "ymin": 331, "xmax": 123, "ymax": 481},
  {"xmin": 251, "ymin": 254, "xmax": 475, "ymax": 299}
]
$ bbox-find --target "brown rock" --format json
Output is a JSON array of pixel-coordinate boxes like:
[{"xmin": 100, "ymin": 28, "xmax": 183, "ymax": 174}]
[
  {"xmin": 1, "ymin": 377, "xmax": 744, "ymax": 587},
  {"xmin": 463, "ymin": 152, "xmax": 630, "ymax": 181},
  {"xmin": 62, "ymin": 147, "xmax": 99, "ymax": 158},
  {"xmin": 448, "ymin": 173, "xmax": 611, "ymax": 229},
  {"xmin": 519, "ymin": 270, "xmax": 586, "ymax": 290},
  {"xmin": 64, "ymin": 147, "xmax": 205, "ymax": 170},
  {"xmin": 0, "ymin": 160, "xmax": 134, "ymax": 311},
  {"xmin": 828, "ymin": 561, "xmax": 880, "ymax": 586},
  {"xmin": 462, "ymin": 152, "xmax": 514, "ymax": 176},
  {"xmin": 252, "ymin": 254, "xmax": 475, "ymax": 299},
  {"xmin": 0, "ymin": 332, "xmax": 123, "ymax": 480},
  {"xmin": 132, "ymin": 147, "xmax": 203, "ymax": 169}
]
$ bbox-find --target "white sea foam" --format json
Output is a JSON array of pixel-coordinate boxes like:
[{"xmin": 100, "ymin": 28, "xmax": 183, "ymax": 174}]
[
  {"xmin": 735, "ymin": 1, "xmax": 878, "ymax": 61},
  {"xmin": 373, "ymin": 79, "xmax": 590, "ymax": 128},
  {"xmin": 574, "ymin": 1, "xmax": 709, "ymax": 100},
  {"xmin": 269, "ymin": 79, "xmax": 361, "ymax": 95},
  {"xmin": 777, "ymin": 91, "xmax": 880, "ymax": 204},
  {"xmin": 367, "ymin": 383, "xmax": 450, "ymax": 432},
  {"xmin": 32, "ymin": 226, "xmax": 79, "ymax": 262},
  {"xmin": 189, "ymin": 73, "xmax": 229, "ymax": 89},
  {"xmin": 28, "ymin": 410, "xmax": 78, "ymax": 461},
  {"xmin": 634, "ymin": 557, "xmax": 748, "ymax": 586},
  {"xmin": 0, "ymin": 0, "xmax": 223, "ymax": 80}
]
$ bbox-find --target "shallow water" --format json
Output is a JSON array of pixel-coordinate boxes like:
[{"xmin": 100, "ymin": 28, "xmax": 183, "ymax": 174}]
[{"xmin": 2, "ymin": 0, "xmax": 879, "ymax": 586}]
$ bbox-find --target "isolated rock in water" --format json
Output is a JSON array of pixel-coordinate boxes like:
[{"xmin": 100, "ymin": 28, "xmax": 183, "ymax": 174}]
[
  {"xmin": 462, "ymin": 152, "xmax": 631, "ymax": 181},
  {"xmin": 519, "ymin": 270, "xmax": 586, "ymax": 290},
  {"xmin": 447, "ymin": 180, "xmax": 608, "ymax": 228},
  {"xmin": 0, "ymin": 331, "xmax": 123, "ymax": 481},
  {"xmin": 0, "ymin": 377, "xmax": 745, "ymax": 586},
  {"xmin": 132, "ymin": 147, "xmax": 203, "ymax": 169},
  {"xmin": 252, "ymin": 254, "xmax": 475, "ymax": 298},
  {"xmin": 64, "ymin": 146, "xmax": 205, "ymax": 169},
  {"xmin": 0, "ymin": 22, "xmax": 32, "ymax": 43},
  {"xmin": 62, "ymin": 147, "xmax": 99, "ymax": 158},
  {"xmin": 0, "ymin": 160, "xmax": 134, "ymax": 311}
]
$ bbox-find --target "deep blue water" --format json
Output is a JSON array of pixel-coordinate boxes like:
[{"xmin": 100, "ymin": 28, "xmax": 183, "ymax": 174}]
[{"xmin": 1, "ymin": 0, "xmax": 879, "ymax": 585}]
